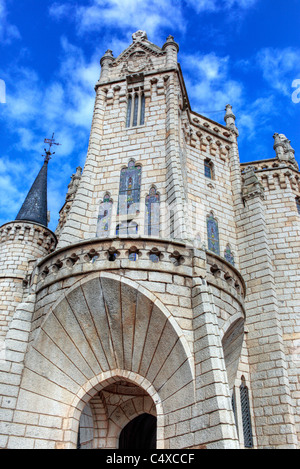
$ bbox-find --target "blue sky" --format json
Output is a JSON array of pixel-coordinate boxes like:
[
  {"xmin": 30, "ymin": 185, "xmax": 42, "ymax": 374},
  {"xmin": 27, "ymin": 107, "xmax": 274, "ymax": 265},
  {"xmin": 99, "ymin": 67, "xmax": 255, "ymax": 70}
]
[{"xmin": 0, "ymin": 0, "xmax": 299, "ymax": 232}]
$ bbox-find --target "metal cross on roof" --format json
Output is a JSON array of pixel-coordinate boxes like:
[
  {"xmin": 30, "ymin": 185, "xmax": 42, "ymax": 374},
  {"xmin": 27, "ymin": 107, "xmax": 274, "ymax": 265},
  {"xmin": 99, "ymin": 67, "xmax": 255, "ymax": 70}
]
[{"xmin": 43, "ymin": 132, "xmax": 61, "ymax": 163}]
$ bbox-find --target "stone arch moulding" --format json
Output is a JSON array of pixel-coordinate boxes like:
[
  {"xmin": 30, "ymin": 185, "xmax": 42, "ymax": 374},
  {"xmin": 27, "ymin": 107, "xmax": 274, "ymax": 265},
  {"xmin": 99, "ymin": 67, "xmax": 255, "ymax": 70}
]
[
  {"xmin": 66, "ymin": 370, "xmax": 162, "ymax": 450},
  {"xmin": 16, "ymin": 272, "xmax": 195, "ymax": 449}
]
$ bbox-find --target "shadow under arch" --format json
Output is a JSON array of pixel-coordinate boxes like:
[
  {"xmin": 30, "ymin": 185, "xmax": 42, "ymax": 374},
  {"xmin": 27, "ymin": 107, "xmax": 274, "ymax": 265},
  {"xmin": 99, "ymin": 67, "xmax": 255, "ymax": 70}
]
[{"xmin": 119, "ymin": 413, "xmax": 157, "ymax": 449}]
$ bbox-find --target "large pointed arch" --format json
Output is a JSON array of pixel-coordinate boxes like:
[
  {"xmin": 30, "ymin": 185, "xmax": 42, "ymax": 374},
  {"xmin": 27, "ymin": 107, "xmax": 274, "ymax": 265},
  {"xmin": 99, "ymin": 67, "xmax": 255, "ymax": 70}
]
[{"xmin": 16, "ymin": 272, "xmax": 194, "ymax": 448}]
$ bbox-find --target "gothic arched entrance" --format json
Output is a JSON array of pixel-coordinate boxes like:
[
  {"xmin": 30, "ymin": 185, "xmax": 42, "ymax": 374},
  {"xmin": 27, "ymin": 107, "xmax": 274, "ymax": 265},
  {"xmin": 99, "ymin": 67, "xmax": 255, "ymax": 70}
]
[
  {"xmin": 119, "ymin": 413, "xmax": 157, "ymax": 449},
  {"xmin": 76, "ymin": 375, "xmax": 157, "ymax": 449}
]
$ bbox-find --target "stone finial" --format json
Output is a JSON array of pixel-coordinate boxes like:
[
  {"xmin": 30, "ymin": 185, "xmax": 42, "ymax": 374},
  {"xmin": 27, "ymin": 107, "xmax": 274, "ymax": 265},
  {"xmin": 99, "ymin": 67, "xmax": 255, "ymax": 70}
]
[
  {"xmin": 273, "ymin": 133, "xmax": 298, "ymax": 170},
  {"xmin": 75, "ymin": 166, "xmax": 82, "ymax": 178},
  {"xmin": 100, "ymin": 50, "xmax": 114, "ymax": 82},
  {"xmin": 164, "ymin": 34, "xmax": 179, "ymax": 48},
  {"xmin": 100, "ymin": 49, "xmax": 114, "ymax": 63},
  {"xmin": 66, "ymin": 166, "xmax": 82, "ymax": 201},
  {"xmin": 224, "ymin": 104, "xmax": 239, "ymax": 136},
  {"xmin": 162, "ymin": 34, "xmax": 179, "ymax": 68},
  {"xmin": 242, "ymin": 166, "xmax": 264, "ymax": 201},
  {"xmin": 132, "ymin": 30, "xmax": 148, "ymax": 42}
]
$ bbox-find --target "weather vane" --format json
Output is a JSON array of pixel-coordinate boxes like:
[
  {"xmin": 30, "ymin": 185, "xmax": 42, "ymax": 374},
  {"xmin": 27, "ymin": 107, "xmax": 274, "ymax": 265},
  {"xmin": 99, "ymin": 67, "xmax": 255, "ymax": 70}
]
[{"xmin": 43, "ymin": 132, "xmax": 61, "ymax": 163}]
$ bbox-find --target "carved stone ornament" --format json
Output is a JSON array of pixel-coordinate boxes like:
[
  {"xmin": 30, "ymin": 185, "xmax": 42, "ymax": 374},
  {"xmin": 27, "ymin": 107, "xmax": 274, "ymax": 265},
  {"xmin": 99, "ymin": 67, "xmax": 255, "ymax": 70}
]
[
  {"xmin": 132, "ymin": 30, "xmax": 148, "ymax": 42},
  {"xmin": 127, "ymin": 50, "xmax": 147, "ymax": 73}
]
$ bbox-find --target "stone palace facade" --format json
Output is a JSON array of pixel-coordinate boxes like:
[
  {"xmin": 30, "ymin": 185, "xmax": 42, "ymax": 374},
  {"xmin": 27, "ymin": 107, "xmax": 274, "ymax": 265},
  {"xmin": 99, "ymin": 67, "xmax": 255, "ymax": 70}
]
[{"xmin": 0, "ymin": 31, "xmax": 299, "ymax": 449}]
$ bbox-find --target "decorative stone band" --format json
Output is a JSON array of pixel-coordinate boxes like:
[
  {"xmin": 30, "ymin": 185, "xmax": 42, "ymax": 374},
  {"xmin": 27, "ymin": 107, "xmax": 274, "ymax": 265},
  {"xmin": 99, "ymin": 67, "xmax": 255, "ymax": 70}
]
[
  {"xmin": 32, "ymin": 237, "xmax": 246, "ymax": 304},
  {"xmin": 240, "ymin": 158, "xmax": 299, "ymax": 173},
  {"xmin": 206, "ymin": 250, "xmax": 246, "ymax": 300}
]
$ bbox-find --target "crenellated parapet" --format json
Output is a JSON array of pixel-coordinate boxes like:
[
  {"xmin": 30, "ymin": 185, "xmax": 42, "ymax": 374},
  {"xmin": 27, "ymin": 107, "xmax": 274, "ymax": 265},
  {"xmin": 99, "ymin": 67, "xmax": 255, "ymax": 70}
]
[
  {"xmin": 241, "ymin": 159, "xmax": 300, "ymax": 195},
  {"xmin": 0, "ymin": 221, "xmax": 56, "ymax": 253},
  {"xmin": 0, "ymin": 220, "xmax": 57, "ymax": 337}
]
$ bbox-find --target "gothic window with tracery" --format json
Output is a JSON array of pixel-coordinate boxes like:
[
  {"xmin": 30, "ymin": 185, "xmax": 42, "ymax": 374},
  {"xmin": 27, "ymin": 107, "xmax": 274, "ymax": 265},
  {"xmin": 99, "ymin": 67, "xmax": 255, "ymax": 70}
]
[
  {"xmin": 207, "ymin": 213, "xmax": 220, "ymax": 255},
  {"xmin": 224, "ymin": 244, "xmax": 235, "ymax": 266},
  {"xmin": 117, "ymin": 160, "xmax": 142, "ymax": 216},
  {"xmin": 126, "ymin": 87, "xmax": 145, "ymax": 127},
  {"xmin": 145, "ymin": 187, "xmax": 160, "ymax": 236},
  {"xmin": 96, "ymin": 193, "xmax": 113, "ymax": 238}
]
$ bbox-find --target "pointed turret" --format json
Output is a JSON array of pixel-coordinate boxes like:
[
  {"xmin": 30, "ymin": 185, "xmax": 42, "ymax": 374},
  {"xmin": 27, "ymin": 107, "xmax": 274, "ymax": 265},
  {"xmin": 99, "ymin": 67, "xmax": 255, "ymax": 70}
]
[
  {"xmin": 15, "ymin": 158, "xmax": 49, "ymax": 227},
  {"xmin": 224, "ymin": 104, "xmax": 239, "ymax": 136}
]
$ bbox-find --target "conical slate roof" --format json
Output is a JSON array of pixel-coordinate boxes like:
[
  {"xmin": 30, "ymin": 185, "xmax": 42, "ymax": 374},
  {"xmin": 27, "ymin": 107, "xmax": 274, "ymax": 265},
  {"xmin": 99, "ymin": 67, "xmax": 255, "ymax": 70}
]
[{"xmin": 15, "ymin": 159, "xmax": 48, "ymax": 227}]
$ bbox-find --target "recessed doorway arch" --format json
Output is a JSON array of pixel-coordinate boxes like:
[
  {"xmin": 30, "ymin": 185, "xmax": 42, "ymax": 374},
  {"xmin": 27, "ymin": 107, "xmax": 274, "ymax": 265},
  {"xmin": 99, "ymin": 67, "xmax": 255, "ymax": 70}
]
[{"xmin": 119, "ymin": 413, "xmax": 157, "ymax": 449}]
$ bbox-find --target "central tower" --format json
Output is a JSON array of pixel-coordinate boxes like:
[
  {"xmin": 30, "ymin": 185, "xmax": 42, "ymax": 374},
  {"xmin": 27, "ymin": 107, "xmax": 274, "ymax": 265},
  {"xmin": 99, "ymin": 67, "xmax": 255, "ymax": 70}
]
[{"xmin": 56, "ymin": 30, "xmax": 190, "ymax": 246}]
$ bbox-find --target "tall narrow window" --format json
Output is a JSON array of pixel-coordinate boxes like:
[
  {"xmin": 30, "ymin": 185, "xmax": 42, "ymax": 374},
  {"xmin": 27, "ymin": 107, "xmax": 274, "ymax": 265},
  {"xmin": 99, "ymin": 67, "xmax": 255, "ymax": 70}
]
[
  {"xmin": 126, "ymin": 87, "xmax": 145, "ymax": 128},
  {"xmin": 224, "ymin": 243, "xmax": 235, "ymax": 266},
  {"xmin": 296, "ymin": 197, "xmax": 300, "ymax": 215},
  {"xmin": 207, "ymin": 213, "xmax": 220, "ymax": 255},
  {"xmin": 117, "ymin": 160, "xmax": 142, "ymax": 216},
  {"xmin": 240, "ymin": 377, "xmax": 254, "ymax": 448},
  {"xmin": 140, "ymin": 94, "xmax": 145, "ymax": 126},
  {"xmin": 170, "ymin": 210, "xmax": 175, "ymax": 239},
  {"xmin": 96, "ymin": 193, "xmax": 113, "ymax": 238},
  {"xmin": 126, "ymin": 95, "xmax": 132, "ymax": 127},
  {"xmin": 204, "ymin": 159, "xmax": 214, "ymax": 179},
  {"xmin": 132, "ymin": 94, "xmax": 139, "ymax": 127},
  {"xmin": 145, "ymin": 187, "xmax": 160, "ymax": 236}
]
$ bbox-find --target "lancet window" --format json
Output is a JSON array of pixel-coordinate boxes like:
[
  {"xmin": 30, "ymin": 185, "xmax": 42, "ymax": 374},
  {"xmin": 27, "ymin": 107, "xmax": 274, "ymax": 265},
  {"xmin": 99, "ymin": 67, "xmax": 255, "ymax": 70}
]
[
  {"xmin": 117, "ymin": 160, "xmax": 142, "ymax": 217},
  {"xmin": 224, "ymin": 244, "xmax": 235, "ymax": 266},
  {"xmin": 126, "ymin": 86, "xmax": 145, "ymax": 128},
  {"xmin": 145, "ymin": 187, "xmax": 160, "ymax": 236},
  {"xmin": 96, "ymin": 193, "xmax": 113, "ymax": 238},
  {"xmin": 207, "ymin": 212, "xmax": 220, "ymax": 255}
]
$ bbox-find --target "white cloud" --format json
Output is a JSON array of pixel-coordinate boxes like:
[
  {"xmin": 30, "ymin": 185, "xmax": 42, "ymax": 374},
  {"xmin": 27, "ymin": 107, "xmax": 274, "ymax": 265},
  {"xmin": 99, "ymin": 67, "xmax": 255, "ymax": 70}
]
[
  {"xmin": 238, "ymin": 95, "xmax": 275, "ymax": 139},
  {"xmin": 185, "ymin": 0, "xmax": 258, "ymax": 13},
  {"xmin": 181, "ymin": 52, "xmax": 244, "ymax": 115},
  {"xmin": 0, "ymin": 154, "xmax": 38, "ymax": 225},
  {"xmin": 256, "ymin": 47, "xmax": 300, "ymax": 97},
  {"xmin": 0, "ymin": 0, "xmax": 21, "ymax": 43},
  {"xmin": 181, "ymin": 49, "xmax": 279, "ymax": 157},
  {"xmin": 2, "ymin": 38, "xmax": 97, "ymax": 152},
  {"xmin": 49, "ymin": 0, "xmax": 186, "ymax": 38},
  {"xmin": 0, "ymin": 36, "xmax": 101, "ymax": 229}
]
